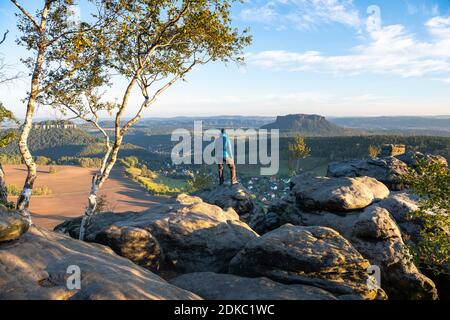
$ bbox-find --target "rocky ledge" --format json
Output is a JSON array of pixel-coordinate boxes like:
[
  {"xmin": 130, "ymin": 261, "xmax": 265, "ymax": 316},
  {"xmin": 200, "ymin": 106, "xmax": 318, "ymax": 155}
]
[{"xmin": 0, "ymin": 226, "xmax": 200, "ymax": 300}]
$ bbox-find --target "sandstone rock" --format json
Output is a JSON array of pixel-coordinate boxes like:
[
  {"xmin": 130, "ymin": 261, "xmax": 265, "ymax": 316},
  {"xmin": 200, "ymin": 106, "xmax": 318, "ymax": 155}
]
[
  {"xmin": 298, "ymin": 206, "xmax": 438, "ymax": 300},
  {"xmin": 170, "ymin": 272, "xmax": 337, "ymax": 300},
  {"xmin": 197, "ymin": 184, "xmax": 267, "ymax": 233},
  {"xmin": 197, "ymin": 184, "xmax": 254, "ymax": 215},
  {"xmin": 0, "ymin": 205, "xmax": 30, "ymax": 242},
  {"xmin": 265, "ymin": 195, "xmax": 304, "ymax": 230},
  {"xmin": 327, "ymin": 157, "xmax": 409, "ymax": 190},
  {"xmin": 55, "ymin": 194, "xmax": 258, "ymax": 273},
  {"xmin": 290, "ymin": 174, "xmax": 389, "ymax": 212},
  {"xmin": 396, "ymin": 151, "xmax": 448, "ymax": 169},
  {"xmin": 0, "ymin": 226, "xmax": 200, "ymax": 300},
  {"xmin": 374, "ymin": 192, "xmax": 448, "ymax": 299},
  {"xmin": 380, "ymin": 144, "xmax": 406, "ymax": 157},
  {"xmin": 93, "ymin": 225, "xmax": 163, "ymax": 272},
  {"xmin": 375, "ymin": 192, "xmax": 422, "ymax": 242},
  {"xmin": 229, "ymin": 224, "xmax": 387, "ymax": 300}
]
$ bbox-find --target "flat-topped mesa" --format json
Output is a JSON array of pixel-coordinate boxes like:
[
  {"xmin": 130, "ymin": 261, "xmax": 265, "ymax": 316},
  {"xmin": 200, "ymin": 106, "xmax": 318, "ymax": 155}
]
[
  {"xmin": 260, "ymin": 113, "xmax": 361, "ymax": 136},
  {"xmin": 380, "ymin": 144, "xmax": 406, "ymax": 157},
  {"xmin": 31, "ymin": 120, "xmax": 78, "ymax": 130}
]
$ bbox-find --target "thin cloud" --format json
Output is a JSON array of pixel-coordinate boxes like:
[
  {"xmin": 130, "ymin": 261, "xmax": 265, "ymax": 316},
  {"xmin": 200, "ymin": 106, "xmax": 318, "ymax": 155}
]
[
  {"xmin": 240, "ymin": 0, "xmax": 361, "ymax": 30},
  {"xmin": 248, "ymin": 14, "xmax": 450, "ymax": 82}
]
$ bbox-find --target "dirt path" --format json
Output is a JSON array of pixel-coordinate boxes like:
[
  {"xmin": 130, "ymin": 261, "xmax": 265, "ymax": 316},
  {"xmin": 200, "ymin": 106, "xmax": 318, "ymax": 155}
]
[{"xmin": 3, "ymin": 165, "xmax": 172, "ymax": 230}]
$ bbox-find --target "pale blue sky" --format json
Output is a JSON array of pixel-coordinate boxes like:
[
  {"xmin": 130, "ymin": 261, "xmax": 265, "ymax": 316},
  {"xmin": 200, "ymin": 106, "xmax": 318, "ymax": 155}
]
[{"xmin": 0, "ymin": 0, "xmax": 449, "ymax": 119}]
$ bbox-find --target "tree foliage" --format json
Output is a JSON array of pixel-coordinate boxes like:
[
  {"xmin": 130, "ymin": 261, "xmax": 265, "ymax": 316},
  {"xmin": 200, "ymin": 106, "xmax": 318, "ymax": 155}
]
[
  {"xmin": 42, "ymin": 0, "xmax": 251, "ymax": 239},
  {"xmin": 368, "ymin": 144, "xmax": 380, "ymax": 158},
  {"xmin": 288, "ymin": 135, "xmax": 311, "ymax": 174},
  {"xmin": 187, "ymin": 168, "xmax": 213, "ymax": 192},
  {"xmin": 0, "ymin": 102, "xmax": 17, "ymax": 148},
  {"xmin": 405, "ymin": 159, "xmax": 450, "ymax": 275},
  {"xmin": 288, "ymin": 135, "xmax": 311, "ymax": 159}
]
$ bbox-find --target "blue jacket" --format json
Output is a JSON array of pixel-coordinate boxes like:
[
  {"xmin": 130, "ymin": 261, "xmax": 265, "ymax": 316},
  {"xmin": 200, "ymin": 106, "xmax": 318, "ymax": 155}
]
[{"xmin": 216, "ymin": 132, "xmax": 233, "ymax": 159}]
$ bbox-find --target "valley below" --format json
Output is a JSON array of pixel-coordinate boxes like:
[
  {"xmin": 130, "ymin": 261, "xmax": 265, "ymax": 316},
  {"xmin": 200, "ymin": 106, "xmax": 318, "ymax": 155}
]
[{"xmin": 3, "ymin": 165, "xmax": 166, "ymax": 229}]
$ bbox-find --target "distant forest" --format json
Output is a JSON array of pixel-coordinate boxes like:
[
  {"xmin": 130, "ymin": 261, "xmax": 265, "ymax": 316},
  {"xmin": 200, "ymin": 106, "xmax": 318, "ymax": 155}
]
[{"xmin": 0, "ymin": 127, "xmax": 449, "ymax": 173}]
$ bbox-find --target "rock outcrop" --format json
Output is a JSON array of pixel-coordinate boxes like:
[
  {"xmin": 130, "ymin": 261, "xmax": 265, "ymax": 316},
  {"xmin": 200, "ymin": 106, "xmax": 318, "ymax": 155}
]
[
  {"xmin": 0, "ymin": 205, "xmax": 30, "ymax": 242},
  {"xmin": 92, "ymin": 225, "xmax": 163, "ymax": 272},
  {"xmin": 197, "ymin": 184, "xmax": 255, "ymax": 216},
  {"xmin": 290, "ymin": 174, "xmax": 389, "ymax": 212},
  {"xmin": 298, "ymin": 206, "xmax": 438, "ymax": 300},
  {"xmin": 196, "ymin": 184, "xmax": 267, "ymax": 233},
  {"xmin": 229, "ymin": 224, "xmax": 387, "ymax": 300},
  {"xmin": 374, "ymin": 192, "xmax": 422, "ymax": 242},
  {"xmin": 0, "ymin": 226, "xmax": 200, "ymax": 300},
  {"xmin": 170, "ymin": 272, "xmax": 338, "ymax": 300},
  {"xmin": 374, "ymin": 192, "xmax": 448, "ymax": 300},
  {"xmin": 55, "ymin": 194, "xmax": 258, "ymax": 273},
  {"xmin": 396, "ymin": 151, "xmax": 448, "ymax": 169},
  {"xmin": 327, "ymin": 157, "xmax": 409, "ymax": 190}
]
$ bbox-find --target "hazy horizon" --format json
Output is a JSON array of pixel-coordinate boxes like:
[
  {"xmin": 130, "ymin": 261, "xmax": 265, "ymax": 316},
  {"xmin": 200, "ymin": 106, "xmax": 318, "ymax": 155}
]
[{"xmin": 22, "ymin": 114, "xmax": 450, "ymax": 122}]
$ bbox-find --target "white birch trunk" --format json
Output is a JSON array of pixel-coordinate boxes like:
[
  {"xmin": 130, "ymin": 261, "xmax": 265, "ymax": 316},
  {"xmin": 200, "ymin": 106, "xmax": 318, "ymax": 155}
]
[{"xmin": 79, "ymin": 175, "xmax": 100, "ymax": 240}]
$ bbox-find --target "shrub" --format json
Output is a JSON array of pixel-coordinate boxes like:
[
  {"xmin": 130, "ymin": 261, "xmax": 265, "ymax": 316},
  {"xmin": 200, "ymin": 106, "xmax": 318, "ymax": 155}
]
[
  {"xmin": 94, "ymin": 194, "xmax": 108, "ymax": 213},
  {"xmin": 7, "ymin": 184, "xmax": 53, "ymax": 196},
  {"xmin": 368, "ymin": 145, "xmax": 380, "ymax": 158},
  {"xmin": 0, "ymin": 154, "xmax": 22, "ymax": 165},
  {"xmin": 140, "ymin": 164, "xmax": 156, "ymax": 179},
  {"xmin": 187, "ymin": 169, "xmax": 213, "ymax": 192},
  {"xmin": 122, "ymin": 156, "xmax": 139, "ymax": 167},
  {"xmin": 404, "ymin": 159, "xmax": 450, "ymax": 275},
  {"xmin": 35, "ymin": 156, "xmax": 51, "ymax": 165},
  {"xmin": 78, "ymin": 157, "xmax": 103, "ymax": 168}
]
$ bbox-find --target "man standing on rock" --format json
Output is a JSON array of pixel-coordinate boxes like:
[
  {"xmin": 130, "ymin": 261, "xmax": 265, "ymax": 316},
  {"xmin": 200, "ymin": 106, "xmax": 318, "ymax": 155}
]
[{"xmin": 216, "ymin": 128, "xmax": 238, "ymax": 185}]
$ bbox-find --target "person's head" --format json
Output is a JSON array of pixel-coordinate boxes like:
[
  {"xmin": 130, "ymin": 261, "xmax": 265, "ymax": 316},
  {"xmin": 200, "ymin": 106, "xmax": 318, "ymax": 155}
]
[{"xmin": 221, "ymin": 128, "xmax": 225, "ymax": 134}]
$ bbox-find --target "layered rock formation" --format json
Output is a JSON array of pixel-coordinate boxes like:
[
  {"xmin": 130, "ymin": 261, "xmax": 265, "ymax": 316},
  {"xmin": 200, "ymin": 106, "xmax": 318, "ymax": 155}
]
[
  {"xmin": 0, "ymin": 226, "xmax": 200, "ymax": 300},
  {"xmin": 327, "ymin": 157, "xmax": 409, "ymax": 190},
  {"xmin": 196, "ymin": 184, "xmax": 267, "ymax": 233},
  {"xmin": 229, "ymin": 224, "xmax": 387, "ymax": 300},
  {"xmin": 266, "ymin": 173, "xmax": 439, "ymax": 300},
  {"xmin": 171, "ymin": 272, "xmax": 338, "ymax": 300},
  {"xmin": 55, "ymin": 194, "xmax": 258, "ymax": 273}
]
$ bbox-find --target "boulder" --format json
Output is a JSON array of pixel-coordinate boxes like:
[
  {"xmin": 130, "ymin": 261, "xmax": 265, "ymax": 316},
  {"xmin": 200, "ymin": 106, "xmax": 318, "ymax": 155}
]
[
  {"xmin": 197, "ymin": 184, "xmax": 255, "ymax": 215},
  {"xmin": 327, "ymin": 157, "xmax": 409, "ymax": 190},
  {"xmin": 290, "ymin": 174, "xmax": 389, "ymax": 212},
  {"xmin": 0, "ymin": 205, "xmax": 30, "ymax": 242},
  {"xmin": 396, "ymin": 151, "xmax": 448, "ymax": 169},
  {"xmin": 298, "ymin": 206, "xmax": 438, "ymax": 300},
  {"xmin": 197, "ymin": 184, "xmax": 267, "ymax": 233},
  {"xmin": 265, "ymin": 195, "xmax": 304, "ymax": 231},
  {"xmin": 93, "ymin": 225, "xmax": 163, "ymax": 272},
  {"xmin": 55, "ymin": 194, "xmax": 258, "ymax": 273},
  {"xmin": 229, "ymin": 224, "xmax": 387, "ymax": 300},
  {"xmin": 170, "ymin": 272, "xmax": 337, "ymax": 300},
  {"xmin": 0, "ymin": 226, "xmax": 200, "ymax": 300},
  {"xmin": 380, "ymin": 144, "xmax": 406, "ymax": 157},
  {"xmin": 375, "ymin": 192, "xmax": 422, "ymax": 242},
  {"xmin": 375, "ymin": 192, "xmax": 448, "ymax": 300}
]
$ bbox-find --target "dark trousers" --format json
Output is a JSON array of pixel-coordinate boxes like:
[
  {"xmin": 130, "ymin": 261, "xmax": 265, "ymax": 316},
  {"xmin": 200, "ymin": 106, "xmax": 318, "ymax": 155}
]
[{"xmin": 218, "ymin": 157, "xmax": 237, "ymax": 185}]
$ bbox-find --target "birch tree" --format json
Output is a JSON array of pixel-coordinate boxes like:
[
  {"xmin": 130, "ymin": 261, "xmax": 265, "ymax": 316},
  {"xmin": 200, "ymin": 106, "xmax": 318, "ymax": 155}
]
[
  {"xmin": 51, "ymin": 0, "xmax": 251, "ymax": 239},
  {"xmin": 10, "ymin": 0, "xmax": 108, "ymax": 220},
  {"xmin": 288, "ymin": 135, "xmax": 311, "ymax": 174}
]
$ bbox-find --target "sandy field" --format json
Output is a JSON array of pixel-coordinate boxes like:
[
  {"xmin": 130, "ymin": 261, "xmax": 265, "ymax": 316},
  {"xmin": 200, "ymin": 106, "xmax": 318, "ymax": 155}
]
[{"xmin": 3, "ymin": 165, "xmax": 170, "ymax": 230}]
